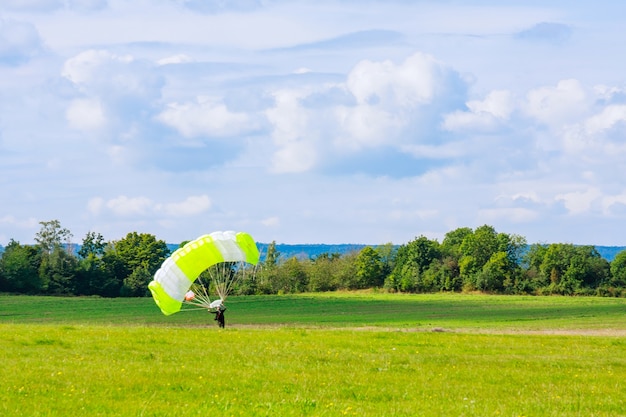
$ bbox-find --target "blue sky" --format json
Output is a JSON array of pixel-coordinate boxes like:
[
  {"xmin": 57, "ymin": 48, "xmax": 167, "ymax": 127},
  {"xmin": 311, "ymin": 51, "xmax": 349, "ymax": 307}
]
[{"xmin": 2, "ymin": 0, "xmax": 626, "ymax": 246}]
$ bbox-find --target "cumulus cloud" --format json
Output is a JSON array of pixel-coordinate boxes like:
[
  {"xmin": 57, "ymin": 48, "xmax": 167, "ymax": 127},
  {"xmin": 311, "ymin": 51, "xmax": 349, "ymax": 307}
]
[
  {"xmin": 347, "ymin": 52, "xmax": 445, "ymax": 108},
  {"xmin": 584, "ymin": 105, "xmax": 626, "ymax": 135},
  {"xmin": 62, "ymin": 50, "xmax": 161, "ymax": 100},
  {"xmin": 443, "ymin": 90, "xmax": 514, "ymax": 132},
  {"xmin": 157, "ymin": 96, "xmax": 255, "ymax": 138},
  {"xmin": 159, "ymin": 195, "xmax": 211, "ymax": 216},
  {"xmin": 523, "ymin": 79, "xmax": 588, "ymax": 127},
  {"xmin": 265, "ymin": 88, "xmax": 318, "ymax": 173},
  {"xmin": 105, "ymin": 195, "xmax": 154, "ymax": 216},
  {"xmin": 555, "ymin": 188, "xmax": 603, "ymax": 215},
  {"xmin": 264, "ymin": 52, "xmax": 466, "ymax": 173},
  {"xmin": 60, "ymin": 49, "xmax": 164, "ymax": 148},
  {"xmin": 0, "ymin": 18, "xmax": 44, "ymax": 65}
]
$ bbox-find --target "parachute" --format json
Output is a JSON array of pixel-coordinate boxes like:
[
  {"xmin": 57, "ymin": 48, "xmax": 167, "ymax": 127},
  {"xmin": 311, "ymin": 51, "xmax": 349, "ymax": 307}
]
[{"xmin": 148, "ymin": 231, "xmax": 260, "ymax": 316}]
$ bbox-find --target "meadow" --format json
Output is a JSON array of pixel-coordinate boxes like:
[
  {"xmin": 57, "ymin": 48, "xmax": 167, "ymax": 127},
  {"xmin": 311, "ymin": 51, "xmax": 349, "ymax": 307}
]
[{"xmin": 1, "ymin": 293, "xmax": 625, "ymax": 416}]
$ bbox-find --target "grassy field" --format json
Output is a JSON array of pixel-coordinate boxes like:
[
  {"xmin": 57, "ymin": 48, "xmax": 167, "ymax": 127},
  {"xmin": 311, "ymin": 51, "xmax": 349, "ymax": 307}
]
[{"xmin": 1, "ymin": 293, "xmax": 625, "ymax": 416}]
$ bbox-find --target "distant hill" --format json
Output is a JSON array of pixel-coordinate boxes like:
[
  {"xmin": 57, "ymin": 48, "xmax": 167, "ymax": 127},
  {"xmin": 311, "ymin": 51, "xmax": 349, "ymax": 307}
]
[
  {"xmin": 2, "ymin": 243, "xmax": 625, "ymax": 262},
  {"xmin": 166, "ymin": 242, "xmax": 370, "ymax": 261},
  {"xmin": 594, "ymin": 246, "xmax": 626, "ymax": 262},
  {"xmin": 257, "ymin": 243, "xmax": 369, "ymax": 261},
  {"xmin": 168, "ymin": 243, "xmax": 626, "ymax": 262}
]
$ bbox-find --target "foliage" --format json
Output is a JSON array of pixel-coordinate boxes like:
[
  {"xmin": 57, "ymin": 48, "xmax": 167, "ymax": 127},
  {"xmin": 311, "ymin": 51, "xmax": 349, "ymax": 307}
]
[
  {"xmin": 0, "ymin": 240, "xmax": 42, "ymax": 293},
  {"xmin": 2, "ymin": 221, "xmax": 626, "ymax": 298},
  {"xmin": 34, "ymin": 220, "xmax": 72, "ymax": 254}
]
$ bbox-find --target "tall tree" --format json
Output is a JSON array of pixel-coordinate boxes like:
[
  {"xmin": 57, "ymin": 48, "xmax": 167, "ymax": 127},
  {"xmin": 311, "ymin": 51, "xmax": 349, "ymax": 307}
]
[
  {"xmin": 78, "ymin": 231, "xmax": 106, "ymax": 259},
  {"xmin": 609, "ymin": 250, "xmax": 626, "ymax": 288},
  {"xmin": 0, "ymin": 240, "xmax": 42, "ymax": 293},
  {"xmin": 355, "ymin": 246, "xmax": 384, "ymax": 288},
  {"xmin": 35, "ymin": 220, "xmax": 72, "ymax": 254},
  {"xmin": 111, "ymin": 232, "xmax": 170, "ymax": 296}
]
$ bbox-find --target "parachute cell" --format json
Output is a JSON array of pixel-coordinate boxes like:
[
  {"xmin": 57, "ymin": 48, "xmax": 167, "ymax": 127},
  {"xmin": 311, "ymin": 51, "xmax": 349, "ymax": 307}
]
[{"xmin": 148, "ymin": 231, "xmax": 259, "ymax": 316}]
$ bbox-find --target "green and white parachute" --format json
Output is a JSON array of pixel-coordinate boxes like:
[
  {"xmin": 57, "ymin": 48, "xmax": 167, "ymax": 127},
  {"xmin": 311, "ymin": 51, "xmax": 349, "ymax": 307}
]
[{"xmin": 148, "ymin": 231, "xmax": 260, "ymax": 316}]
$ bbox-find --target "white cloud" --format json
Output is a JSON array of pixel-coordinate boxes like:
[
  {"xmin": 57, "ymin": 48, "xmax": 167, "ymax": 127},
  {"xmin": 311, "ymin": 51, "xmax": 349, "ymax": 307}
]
[
  {"xmin": 157, "ymin": 96, "xmax": 254, "ymax": 138},
  {"xmin": 443, "ymin": 90, "xmax": 514, "ymax": 132},
  {"xmin": 265, "ymin": 88, "xmax": 319, "ymax": 173},
  {"xmin": 66, "ymin": 98, "xmax": 106, "ymax": 130},
  {"xmin": 88, "ymin": 195, "xmax": 212, "ymax": 218},
  {"xmin": 106, "ymin": 195, "xmax": 154, "ymax": 217},
  {"xmin": 334, "ymin": 103, "xmax": 402, "ymax": 150},
  {"xmin": 160, "ymin": 195, "xmax": 211, "ymax": 216},
  {"xmin": 62, "ymin": 49, "xmax": 133, "ymax": 86},
  {"xmin": 62, "ymin": 49, "xmax": 162, "ymax": 104},
  {"xmin": 584, "ymin": 104, "xmax": 626, "ymax": 135},
  {"xmin": 347, "ymin": 52, "xmax": 444, "ymax": 107},
  {"xmin": 524, "ymin": 79, "xmax": 588, "ymax": 127},
  {"xmin": 157, "ymin": 54, "xmax": 193, "ymax": 66},
  {"xmin": 555, "ymin": 188, "xmax": 602, "ymax": 215}
]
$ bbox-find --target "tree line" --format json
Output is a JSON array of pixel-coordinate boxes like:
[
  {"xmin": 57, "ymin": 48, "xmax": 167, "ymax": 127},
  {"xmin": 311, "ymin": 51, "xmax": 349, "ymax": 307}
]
[{"xmin": 2, "ymin": 220, "xmax": 626, "ymax": 298}]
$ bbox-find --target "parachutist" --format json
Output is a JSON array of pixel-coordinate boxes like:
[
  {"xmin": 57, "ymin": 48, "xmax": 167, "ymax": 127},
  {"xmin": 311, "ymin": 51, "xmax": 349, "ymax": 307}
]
[{"xmin": 210, "ymin": 305, "xmax": 226, "ymax": 328}]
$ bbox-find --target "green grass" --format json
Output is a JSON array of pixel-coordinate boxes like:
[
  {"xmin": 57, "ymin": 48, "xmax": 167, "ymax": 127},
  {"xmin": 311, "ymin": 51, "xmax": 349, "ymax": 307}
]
[
  {"xmin": 2, "ymin": 292, "xmax": 626, "ymax": 331},
  {"xmin": 1, "ymin": 293, "xmax": 626, "ymax": 416}
]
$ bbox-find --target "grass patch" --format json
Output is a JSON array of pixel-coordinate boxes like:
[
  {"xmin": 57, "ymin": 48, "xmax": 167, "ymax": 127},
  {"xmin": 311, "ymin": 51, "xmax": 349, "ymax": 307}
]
[
  {"xmin": 2, "ymin": 292, "xmax": 626, "ymax": 332},
  {"xmin": 1, "ymin": 293, "xmax": 625, "ymax": 416}
]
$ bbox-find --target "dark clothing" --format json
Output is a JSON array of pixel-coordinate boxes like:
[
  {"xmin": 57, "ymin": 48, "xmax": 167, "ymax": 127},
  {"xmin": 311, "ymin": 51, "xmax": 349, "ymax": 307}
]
[
  {"xmin": 216, "ymin": 309, "xmax": 225, "ymax": 328},
  {"xmin": 210, "ymin": 308, "xmax": 226, "ymax": 328}
]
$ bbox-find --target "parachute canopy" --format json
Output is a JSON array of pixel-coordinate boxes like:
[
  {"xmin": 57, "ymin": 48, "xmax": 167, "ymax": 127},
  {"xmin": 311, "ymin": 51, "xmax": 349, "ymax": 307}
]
[{"xmin": 148, "ymin": 231, "xmax": 259, "ymax": 316}]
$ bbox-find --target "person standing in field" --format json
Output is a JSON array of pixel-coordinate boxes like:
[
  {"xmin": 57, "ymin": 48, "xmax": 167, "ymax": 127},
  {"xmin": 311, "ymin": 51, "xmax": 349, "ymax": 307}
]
[{"xmin": 210, "ymin": 304, "xmax": 226, "ymax": 328}]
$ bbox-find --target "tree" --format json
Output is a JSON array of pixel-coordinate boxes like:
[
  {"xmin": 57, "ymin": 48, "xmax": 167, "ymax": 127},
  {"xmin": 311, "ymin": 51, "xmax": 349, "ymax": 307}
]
[
  {"xmin": 476, "ymin": 251, "xmax": 509, "ymax": 292},
  {"xmin": 354, "ymin": 246, "xmax": 384, "ymax": 288},
  {"xmin": 78, "ymin": 231, "xmax": 106, "ymax": 259},
  {"xmin": 276, "ymin": 257, "xmax": 308, "ymax": 294},
  {"xmin": 264, "ymin": 241, "xmax": 280, "ymax": 268},
  {"xmin": 39, "ymin": 247, "xmax": 79, "ymax": 295},
  {"xmin": 441, "ymin": 227, "xmax": 472, "ymax": 258},
  {"xmin": 308, "ymin": 253, "xmax": 340, "ymax": 292},
  {"xmin": 609, "ymin": 250, "xmax": 626, "ymax": 288},
  {"xmin": 252, "ymin": 241, "xmax": 281, "ymax": 294},
  {"xmin": 105, "ymin": 232, "xmax": 170, "ymax": 296},
  {"xmin": 0, "ymin": 240, "xmax": 42, "ymax": 293},
  {"xmin": 387, "ymin": 236, "xmax": 441, "ymax": 292},
  {"xmin": 35, "ymin": 220, "xmax": 72, "ymax": 254},
  {"xmin": 375, "ymin": 243, "xmax": 397, "ymax": 278},
  {"xmin": 458, "ymin": 225, "xmax": 526, "ymax": 291},
  {"xmin": 538, "ymin": 244, "xmax": 608, "ymax": 294},
  {"xmin": 121, "ymin": 265, "xmax": 153, "ymax": 297}
]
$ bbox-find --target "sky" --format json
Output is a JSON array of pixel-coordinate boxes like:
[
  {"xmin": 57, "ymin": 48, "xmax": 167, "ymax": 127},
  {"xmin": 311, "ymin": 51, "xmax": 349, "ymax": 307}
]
[{"xmin": 2, "ymin": 0, "xmax": 626, "ymax": 247}]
